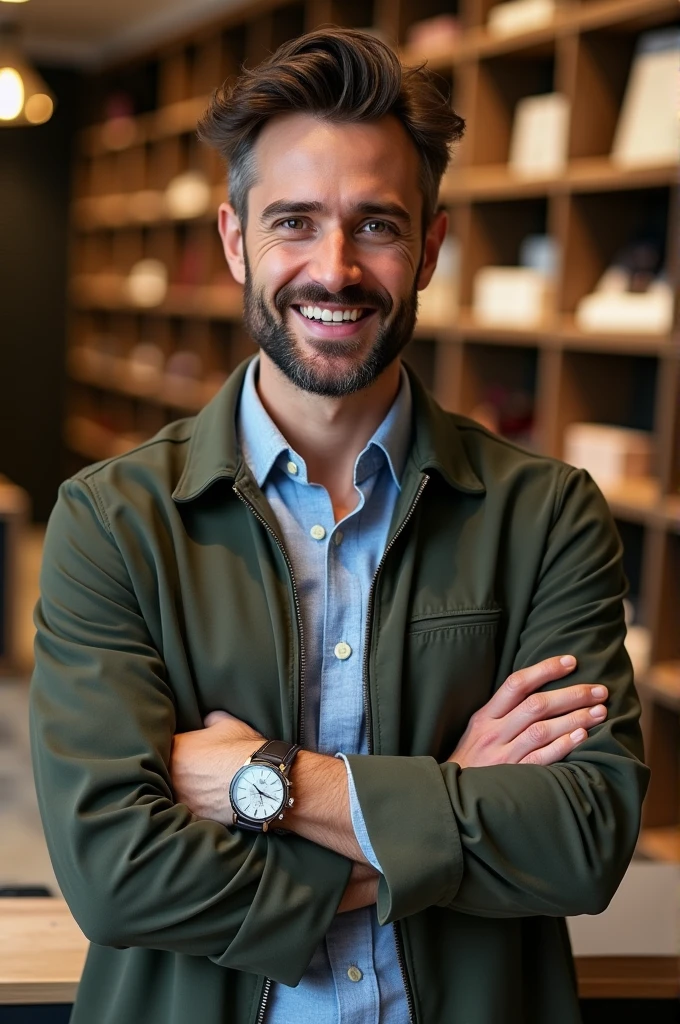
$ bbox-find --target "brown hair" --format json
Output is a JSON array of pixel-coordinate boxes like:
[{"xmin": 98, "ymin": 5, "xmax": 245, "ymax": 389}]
[{"xmin": 197, "ymin": 27, "xmax": 465, "ymax": 229}]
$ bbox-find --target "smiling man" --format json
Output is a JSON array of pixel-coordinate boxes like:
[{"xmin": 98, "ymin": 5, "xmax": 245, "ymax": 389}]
[{"xmin": 30, "ymin": 28, "xmax": 648, "ymax": 1024}]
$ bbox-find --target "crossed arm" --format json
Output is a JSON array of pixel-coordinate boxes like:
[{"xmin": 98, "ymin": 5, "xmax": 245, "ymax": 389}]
[{"xmin": 170, "ymin": 655, "xmax": 611, "ymax": 913}]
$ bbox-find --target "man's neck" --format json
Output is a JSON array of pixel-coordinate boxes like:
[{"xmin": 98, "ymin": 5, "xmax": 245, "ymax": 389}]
[{"xmin": 256, "ymin": 352, "xmax": 402, "ymax": 519}]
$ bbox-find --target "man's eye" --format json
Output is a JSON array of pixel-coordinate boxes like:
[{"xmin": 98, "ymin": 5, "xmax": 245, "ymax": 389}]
[
  {"xmin": 362, "ymin": 220, "xmax": 393, "ymax": 235},
  {"xmin": 280, "ymin": 218, "xmax": 305, "ymax": 230}
]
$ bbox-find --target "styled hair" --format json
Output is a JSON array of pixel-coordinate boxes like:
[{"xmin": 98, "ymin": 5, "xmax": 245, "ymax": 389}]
[{"xmin": 197, "ymin": 27, "xmax": 465, "ymax": 228}]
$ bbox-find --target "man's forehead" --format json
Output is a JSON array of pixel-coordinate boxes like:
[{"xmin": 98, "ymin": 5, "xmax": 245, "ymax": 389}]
[{"xmin": 249, "ymin": 112, "xmax": 421, "ymax": 206}]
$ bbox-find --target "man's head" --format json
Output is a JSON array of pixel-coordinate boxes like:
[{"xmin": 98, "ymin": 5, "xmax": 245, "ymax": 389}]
[{"xmin": 198, "ymin": 28, "xmax": 465, "ymax": 397}]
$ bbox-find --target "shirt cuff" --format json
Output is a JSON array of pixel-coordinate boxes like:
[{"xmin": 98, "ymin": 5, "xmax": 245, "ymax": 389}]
[{"xmin": 335, "ymin": 752, "xmax": 384, "ymax": 873}]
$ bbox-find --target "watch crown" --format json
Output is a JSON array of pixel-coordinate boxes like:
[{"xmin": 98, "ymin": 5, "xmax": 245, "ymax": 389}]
[
  {"xmin": 278, "ymin": 813, "xmax": 284, "ymax": 820},
  {"xmin": 288, "ymin": 797, "xmax": 294, "ymax": 807}
]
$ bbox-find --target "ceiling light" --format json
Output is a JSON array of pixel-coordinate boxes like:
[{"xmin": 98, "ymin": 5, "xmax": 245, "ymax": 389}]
[{"xmin": 0, "ymin": 23, "xmax": 55, "ymax": 126}]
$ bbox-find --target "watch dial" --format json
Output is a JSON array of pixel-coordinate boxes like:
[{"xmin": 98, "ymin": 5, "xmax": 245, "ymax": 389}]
[{"xmin": 233, "ymin": 765, "xmax": 285, "ymax": 820}]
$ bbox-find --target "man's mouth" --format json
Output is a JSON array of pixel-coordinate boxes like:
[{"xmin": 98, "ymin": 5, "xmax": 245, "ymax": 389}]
[{"xmin": 293, "ymin": 305, "xmax": 372, "ymax": 323}]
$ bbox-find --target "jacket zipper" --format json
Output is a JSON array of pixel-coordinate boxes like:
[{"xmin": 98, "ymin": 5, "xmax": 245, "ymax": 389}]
[
  {"xmin": 362, "ymin": 471, "xmax": 429, "ymax": 1024},
  {"xmin": 239, "ymin": 472, "xmax": 428, "ymax": 1024},
  {"xmin": 233, "ymin": 483, "xmax": 306, "ymax": 1024}
]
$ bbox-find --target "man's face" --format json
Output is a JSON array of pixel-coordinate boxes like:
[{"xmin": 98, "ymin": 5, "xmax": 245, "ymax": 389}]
[{"xmin": 219, "ymin": 112, "xmax": 446, "ymax": 397}]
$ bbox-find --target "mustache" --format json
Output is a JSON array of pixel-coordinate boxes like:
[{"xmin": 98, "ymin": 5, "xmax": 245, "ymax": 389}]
[{"xmin": 274, "ymin": 282, "xmax": 393, "ymax": 317}]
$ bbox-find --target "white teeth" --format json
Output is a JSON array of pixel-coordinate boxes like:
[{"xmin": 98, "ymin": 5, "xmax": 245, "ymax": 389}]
[{"xmin": 298, "ymin": 306, "xmax": 363, "ymax": 322}]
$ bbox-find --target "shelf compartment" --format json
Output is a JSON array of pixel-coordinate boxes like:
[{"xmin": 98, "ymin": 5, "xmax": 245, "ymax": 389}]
[
  {"xmin": 455, "ymin": 340, "xmax": 540, "ymax": 447},
  {"xmin": 637, "ymin": 827, "xmax": 680, "ymax": 863},
  {"xmin": 638, "ymin": 661, "xmax": 680, "ymax": 713},
  {"xmin": 560, "ymin": 187, "xmax": 671, "ymax": 317}
]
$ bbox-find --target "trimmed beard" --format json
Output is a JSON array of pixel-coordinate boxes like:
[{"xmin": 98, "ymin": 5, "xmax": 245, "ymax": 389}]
[{"xmin": 241, "ymin": 257, "xmax": 419, "ymax": 398}]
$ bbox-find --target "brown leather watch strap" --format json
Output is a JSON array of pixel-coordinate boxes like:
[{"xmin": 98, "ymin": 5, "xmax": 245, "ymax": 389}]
[{"xmin": 252, "ymin": 739, "xmax": 301, "ymax": 773}]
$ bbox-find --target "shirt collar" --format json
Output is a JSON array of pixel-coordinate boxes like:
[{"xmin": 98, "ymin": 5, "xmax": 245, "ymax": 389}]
[{"xmin": 237, "ymin": 356, "xmax": 412, "ymax": 491}]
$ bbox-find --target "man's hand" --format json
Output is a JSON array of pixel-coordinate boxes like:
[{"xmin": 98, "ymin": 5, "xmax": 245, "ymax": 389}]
[
  {"xmin": 448, "ymin": 655, "xmax": 608, "ymax": 769},
  {"xmin": 169, "ymin": 710, "xmax": 264, "ymax": 824}
]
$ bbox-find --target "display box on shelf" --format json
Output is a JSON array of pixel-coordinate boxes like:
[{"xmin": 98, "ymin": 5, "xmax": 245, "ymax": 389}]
[
  {"xmin": 563, "ymin": 422, "xmax": 655, "ymax": 490},
  {"xmin": 472, "ymin": 266, "xmax": 553, "ymax": 327}
]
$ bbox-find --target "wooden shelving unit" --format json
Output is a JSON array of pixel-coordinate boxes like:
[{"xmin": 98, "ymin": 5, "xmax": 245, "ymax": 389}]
[{"xmin": 66, "ymin": 0, "xmax": 680, "ymax": 860}]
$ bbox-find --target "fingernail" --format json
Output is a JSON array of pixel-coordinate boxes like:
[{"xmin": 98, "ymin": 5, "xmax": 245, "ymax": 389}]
[
  {"xmin": 589, "ymin": 704, "xmax": 606, "ymax": 717},
  {"xmin": 560, "ymin": 656, "xmax": 576, "ymax": 668},
  {"xmin": 591, "ymin": 686, "xmax": 607, "ymax": 698},
  {"xmin": 570, "ymin": 729, "xmax": 586, "ymax": 741}
]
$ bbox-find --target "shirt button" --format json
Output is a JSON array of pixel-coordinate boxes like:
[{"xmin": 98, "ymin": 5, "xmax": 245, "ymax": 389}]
[
  {"xmin": 286, "ymin": 460, "xmax": 298, "ymax": 475},
  {"xmin": 310, "ymin": 524, "xmax": 326, "ymax": 541},
  {"xmin": 334, "ymin": 531, "xmax": 344, "ymax": 546},
  {"xmin": 334, "ymin": 641, "xmax": 352, "ymax": 661},
  {"xmin": 347, "ymin": 966, "xmax": 363, "ymax": 983}
]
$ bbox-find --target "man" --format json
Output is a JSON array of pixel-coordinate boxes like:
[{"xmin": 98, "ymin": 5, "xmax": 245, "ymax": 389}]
[{"xmin": 30, "ymin": 28, "xmax": 648, "ymax": 1024}]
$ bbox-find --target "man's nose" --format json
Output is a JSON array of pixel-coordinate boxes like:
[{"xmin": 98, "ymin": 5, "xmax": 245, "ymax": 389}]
[{"xmin": 307, "ymin": 229, "xmax": 362, "ymax": 293}]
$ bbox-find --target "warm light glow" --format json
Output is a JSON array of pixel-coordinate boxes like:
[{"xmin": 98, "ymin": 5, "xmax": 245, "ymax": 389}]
[
  {"xmin": 0, "ymin": 66, "xmax": 24, "ymax": 120},
  {"xmin": 25, "ymin": 92, "xmax": 53, "ymax": 124},
  {"xmin": 0, "ymin": 1, "xmax": 32, "ymax": 4}
]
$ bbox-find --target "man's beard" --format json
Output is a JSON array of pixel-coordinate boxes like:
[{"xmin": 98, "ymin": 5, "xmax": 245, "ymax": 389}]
[{"xmin": 242, "ymin": 261, "xmax": 419, "ymax": 398}]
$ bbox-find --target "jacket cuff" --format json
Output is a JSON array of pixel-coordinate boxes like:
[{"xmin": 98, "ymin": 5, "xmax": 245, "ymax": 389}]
[
  {"xmin": 335, "ymin": 752, "xmax": 383, "ymax": 872},
  {"xmin": 343, "ymin": 754, "xmax": 463, "ymax": 925},
  {"xmin": 210, "ymin": 834, "xmax": 352, "ymax": 985}
]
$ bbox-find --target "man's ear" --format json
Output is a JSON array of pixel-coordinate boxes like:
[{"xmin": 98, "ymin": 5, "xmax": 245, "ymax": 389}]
[
  {"xmin": 416, "ymin": 208, "xmax": 449, "ymax": 292},
  {"xmin": 218, "ymin": 202, "xmax": 246, "ymax": 285}
]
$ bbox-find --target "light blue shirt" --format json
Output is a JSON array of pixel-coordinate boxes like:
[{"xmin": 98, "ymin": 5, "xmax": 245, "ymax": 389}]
[{"xmin": 237, "ymin": 357, "xmax": 412, "ymax": 1024}]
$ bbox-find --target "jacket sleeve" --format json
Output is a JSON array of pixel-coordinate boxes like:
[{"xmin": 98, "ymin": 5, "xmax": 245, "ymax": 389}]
[
  {"xmin": 29, "ymin": 477, "xmax": 351, "ymax": 985},
  {"xmin": 346, "ymin": 467, "xmax": 650, "ymax": 924}
]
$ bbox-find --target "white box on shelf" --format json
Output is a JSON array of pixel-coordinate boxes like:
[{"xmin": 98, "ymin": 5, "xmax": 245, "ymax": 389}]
[
  {"xmin": 472, "ymin": 266, "xmax": 552, "ymax": 327},
  {"xmin": 612, "ymin": 27, "xmax": 680, "ymax": 168},
  {"xmin": 575, "ymin": 282, "xmax": 674, "ymax": 335},
  {"xmin": 509, "ymin": 93, "xmax": 570, "ymax": 176},
  {"xmin": 487, "ymin": 0, "xmax": 555, "ymax": 36},
  {"xmin": 563, "ymin": 423, "xmax": 654, "ymax": 489}
]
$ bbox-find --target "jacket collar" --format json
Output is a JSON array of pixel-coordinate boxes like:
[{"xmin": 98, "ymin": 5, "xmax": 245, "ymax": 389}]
[{"xmin": 171, "ymin": 355, "xmax": 485, "ymax": 503}]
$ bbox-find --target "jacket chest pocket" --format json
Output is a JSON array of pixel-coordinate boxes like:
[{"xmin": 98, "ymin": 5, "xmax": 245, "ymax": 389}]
[{"xmin": 401, "ymin": 608, "xmax": 502, "ymax": 759}]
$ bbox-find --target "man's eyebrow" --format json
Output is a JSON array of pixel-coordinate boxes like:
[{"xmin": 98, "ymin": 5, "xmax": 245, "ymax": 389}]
[
  {"xmin": 259, "ymin": 199, "xmax": 412, "ymax": 227},
  {"xmin": 260, "ymin": 200, "xmax": 324, "ymax": 222},
  {"xmin": 354, "ymin": 202, "xmax": 412, "ymax": 227}
]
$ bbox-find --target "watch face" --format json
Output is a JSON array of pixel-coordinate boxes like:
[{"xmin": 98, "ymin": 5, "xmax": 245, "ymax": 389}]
[{"xmin": 232, "ymin": 763, "xmax": 285, "ymax": 821}]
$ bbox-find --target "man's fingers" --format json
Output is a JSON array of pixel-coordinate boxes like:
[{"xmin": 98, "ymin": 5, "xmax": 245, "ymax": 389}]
[
  {"xmin": 500, "ymin": 682, "xmax": 609, "ymax": 742},
  {"xmin": 487, "ymin": 656, "xmax": 577, "ymax": 719},
  {"xmin": 510, "ymin": 704, "xmax": 607, "ymax": 762},
  {"xmin": 204, "ymin": 710, "xmax": 232, "ymax": 727},
  {"xmin": 519, "ymin": 726, "xmax": 590, "ymax": 766}
]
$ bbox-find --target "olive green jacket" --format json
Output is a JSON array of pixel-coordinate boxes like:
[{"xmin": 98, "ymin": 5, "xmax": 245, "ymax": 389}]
[{"xmin": 30, "ymin": 358, "xmax": 649, "ymax": 1024}]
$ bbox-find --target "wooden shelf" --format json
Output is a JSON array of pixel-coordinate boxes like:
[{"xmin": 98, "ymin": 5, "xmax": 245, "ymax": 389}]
[
  {"xmin": 403, "ymin": 0, "xmax": 679, "ymax": 67},
  {"xmin": 71, "ymin": 276, "xmax": 243, "ymax": 321},
  {"xmin": 441, "ymin": 159, "xmax": 678, "ymax": 203},
  {"xmin": 65, "ymin": 416, "xmax": 143, "ymax": 463},
  {"xmin": 79, "ymin": 96, "xmax": 212, "ymax": 157},
  {"xmin": 72, "ymin": 184, "xmax": 224, "ymax": 231},
  {"xmin": 639, "ymin": 662, "xmax": 680, "ymax": 713},
  {"xmin": 575, "ymin": 953, "xmax": 680, "ymax": 999},
  {"xmin": 637, "ymin": 827, "xmax": 680, "ymax": 864},
  {"xmin": 68, "ymin": 349, "xmax": 219, "ymax": 413}
]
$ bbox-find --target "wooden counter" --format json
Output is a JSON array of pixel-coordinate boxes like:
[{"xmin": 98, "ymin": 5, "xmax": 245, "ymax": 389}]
[
  {"xmin": 0, "ymin": 899, "xmax": 87, "ymax": 1005},
  {"xmin": 0, "ymin": 899, "xmax": 678, "ymax": 1005}
]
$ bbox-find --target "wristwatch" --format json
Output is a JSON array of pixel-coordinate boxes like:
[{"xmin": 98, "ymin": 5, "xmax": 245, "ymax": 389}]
[{"xmin": 229, "ymin": 739, "xmax": 301, "ymax": 833}]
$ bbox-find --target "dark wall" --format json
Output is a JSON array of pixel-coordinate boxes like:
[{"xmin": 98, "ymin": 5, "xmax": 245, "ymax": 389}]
[{"xmin": 0, "ymin": 65, "xmax": 81, "ymax": 523}]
